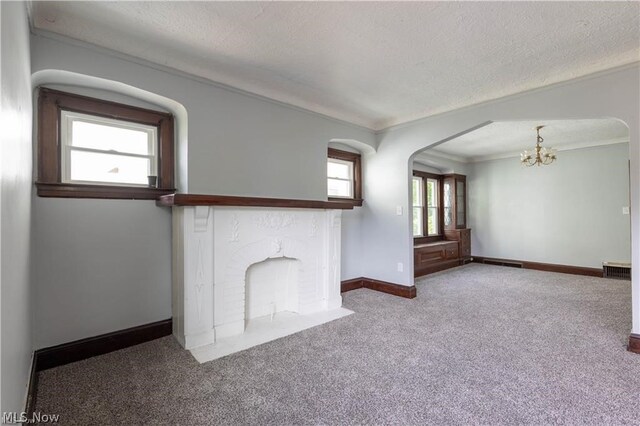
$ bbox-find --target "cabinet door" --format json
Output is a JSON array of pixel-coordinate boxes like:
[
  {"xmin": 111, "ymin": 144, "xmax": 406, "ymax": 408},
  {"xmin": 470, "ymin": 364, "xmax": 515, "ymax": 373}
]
[
  {"xmin": 445, "ymin": 244, "xmax": 459, "ymax": 259},
  {"xmin": 443, "ymin": 174, "xmax": 466, "ymax": 230},
  {"xmin": 459, "ymin": 229, "xmax": 471, "ymax": 257},
  {"xmin": 443, "ymin": 178, "xmax": 454, "ymax": 229}
]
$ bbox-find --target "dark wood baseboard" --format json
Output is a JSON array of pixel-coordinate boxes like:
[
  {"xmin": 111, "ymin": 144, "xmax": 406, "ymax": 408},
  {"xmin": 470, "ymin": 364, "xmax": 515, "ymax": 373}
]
[
  {"xmin": 629, "ymin": 334, "xmax": 640, "ymax": 354},
  {"xmin": 364, "ymin": 278, "xmax": 417, "ymax": 298},
  {"xmin": 341, "ymin": 278, "xmax": 366, "ymax": 293},
  {"xmin": 341, "ymin": 277, "xmax": 417, "ymax": 299},
  {"xmin": 25, "ymin": 353, "xmax": 38, "ymax": 416},
  {"xmin": 341, "ymin": 277, "xmax": 365, "ymax": 292},
  {"xmin": 34, "ymin": 319, "xmax": 172, "ymax": 371},
  {"xmin": 472, "ymin": 256, "xmax": 603, "ymax": 278}
]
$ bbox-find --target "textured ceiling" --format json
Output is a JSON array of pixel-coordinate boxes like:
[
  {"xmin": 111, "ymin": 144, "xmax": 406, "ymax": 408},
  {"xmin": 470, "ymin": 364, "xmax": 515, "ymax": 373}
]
[
  {"xmin": 30, "ymin": 2, "xmax": 640, "ymax": 130},
  {"xmin": 420, "ymin": 119, "xmax": 629, "ymax": 163}
]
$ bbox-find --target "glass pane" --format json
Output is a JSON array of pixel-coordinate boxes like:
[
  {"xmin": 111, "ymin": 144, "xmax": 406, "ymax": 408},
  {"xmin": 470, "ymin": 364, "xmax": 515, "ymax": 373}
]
[
  {"xmin": 327, "ymin": 160, "xmax": 351, "ymax": 179},
  {"xmin": 444, "ymin": 207, "xmax": 452, "ymax": 226},
  {"xmin": 413, "ymin": 207, "xmax": 423, "ymax": 236},
  {"xmin": 426, "ymin": 179, "xmax": 437, "ymax": 207},
  {"xmin": 69, "ymin": 150, "xmax": 149, "ymax": 185},
  {"xmin": 456, "ymin": 203, "xmax": 465, "ymax": 226},
  {"xmin": 427, "ymin": 207, "xmax": 438, "ymax": 235},
  {"xmin": 456, "ymin": 181, "xmax": 465, "ymax": 226},
  {"xmin": 443, "ymin": 181, "xmax": 452, "ymax": 208},
  {"xmin": 412, "ymin": 177, "xmax": 422, "ymax": 206},
  {"xmin": 328, "ymin": 178, "xmax": 352, "ymax": 197},
  {"xmin": 72, "ymin": 120, "xmax": 151, "ymax": 155}
]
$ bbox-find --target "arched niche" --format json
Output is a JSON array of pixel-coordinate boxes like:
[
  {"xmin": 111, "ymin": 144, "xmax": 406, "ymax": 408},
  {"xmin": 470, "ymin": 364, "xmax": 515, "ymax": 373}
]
[
  {"xmin": 329, "ymin": 138, "xmax": 376, "ymax": 155},
  {"xmin": 31, "ymin": 69, "xmax": 190, "ymax": 191}
]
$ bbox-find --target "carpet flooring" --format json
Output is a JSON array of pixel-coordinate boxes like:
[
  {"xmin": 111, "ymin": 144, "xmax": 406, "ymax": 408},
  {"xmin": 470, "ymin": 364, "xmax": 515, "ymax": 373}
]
[{"xmin": 34, "ymin": 264, "xmax": 639, "ymax": 425}]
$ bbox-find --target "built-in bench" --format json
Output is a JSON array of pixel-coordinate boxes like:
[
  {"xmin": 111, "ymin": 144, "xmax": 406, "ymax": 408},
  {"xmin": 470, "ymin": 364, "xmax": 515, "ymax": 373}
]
[{"xmin": 414, "ymin": 229, "xmax": 471, "ymax": 277}]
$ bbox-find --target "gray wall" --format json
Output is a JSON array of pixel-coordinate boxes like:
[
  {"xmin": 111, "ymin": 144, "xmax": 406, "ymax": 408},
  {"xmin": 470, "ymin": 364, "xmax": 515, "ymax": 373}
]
[
  {"xmin": 32, "ymin": 199, "xmax": 173, "ymax": 348},
  {"xmin": 1, "ymin": 2, "xmax": 33, "ymax": 413},
  {"xmin": 340, "ymin": 207, "xmax": 364, "ymax": 279},
  {"xmin": 30, "ymin": 33, "xmax": 376, "ymax": 348},
  {"xmin": 468, "ymin": 143, "xmax": 631, "ymax": 267}
]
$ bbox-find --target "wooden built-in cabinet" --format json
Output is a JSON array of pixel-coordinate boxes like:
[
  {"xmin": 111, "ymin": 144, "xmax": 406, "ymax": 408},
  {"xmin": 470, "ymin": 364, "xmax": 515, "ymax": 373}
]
[
  {"xmin": 445, "ymin": 228, "xmax": 471, "ymax": 262},
  {"xmin": 414, "ymin": 229, "xmax": 471, "ymax": 277},
  {"xmin": 414, "ymin": 173, "xmax": 470, "ymax": 278},
  {"xmin": 414, "ymin": 240, "xmax": 460, "ymax": 277}
]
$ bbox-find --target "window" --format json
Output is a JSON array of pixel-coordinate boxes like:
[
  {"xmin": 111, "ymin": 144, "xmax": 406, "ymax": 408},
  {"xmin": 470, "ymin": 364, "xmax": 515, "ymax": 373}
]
[
  {"xmin": 36, "ymin": 88, "xmax": 175, "ymax": 199},
  {"xmin": 328, "ymin": 158, "xmax": 353, "ymax": 198},
  {"xmin": 425, "ymin": 177, "xmax": 440, "ymax": 235},
  {"xmin": 327, "ymin": 148, "xmax": 362, "ymax": 206},
  {"xmin": 60, "ymin": 111, "xmax": 157, "ymax": 186},
  {"xmin": 412, "ymin": 171, "xmax": 442, "ymax": 238},
  {"xmin": 412, "ymin": 177, "xmax": 424, "ymax": 236}
]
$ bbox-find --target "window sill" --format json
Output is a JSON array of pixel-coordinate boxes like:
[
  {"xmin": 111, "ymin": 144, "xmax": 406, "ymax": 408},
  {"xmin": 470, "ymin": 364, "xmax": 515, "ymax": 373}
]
[
  {"xmin": 35, "ymin": 182, "xmax": 176, "ymax": 200},
  {"xmin": 328, "ymin": 197, "xmax": 363, "ymax": 207},
  {"xmin": 414, "ymin": 235, "xmax": 444, "ymax": 245}
]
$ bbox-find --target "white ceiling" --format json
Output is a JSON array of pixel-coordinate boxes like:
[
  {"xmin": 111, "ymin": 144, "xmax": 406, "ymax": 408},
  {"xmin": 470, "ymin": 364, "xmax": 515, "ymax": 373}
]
[
  {"xmin": 30, "ymin": 2, "xmax": 640, "ymax": 131},
  {"xmin": 418, "ymin": 119, "xmax": 629, "ymax": 164}
]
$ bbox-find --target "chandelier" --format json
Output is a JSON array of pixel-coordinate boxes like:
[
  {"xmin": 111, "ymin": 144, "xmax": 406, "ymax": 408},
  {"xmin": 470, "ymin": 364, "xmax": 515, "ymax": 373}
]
[{"xmin": 520, "ymin": 125, "xmax": 557, "ymax": 166}]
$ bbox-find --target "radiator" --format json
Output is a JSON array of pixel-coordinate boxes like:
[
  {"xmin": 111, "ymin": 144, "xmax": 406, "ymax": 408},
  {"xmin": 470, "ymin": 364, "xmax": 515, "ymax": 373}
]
[{"xmin": 602, "ymin": 262, "xmax": 631, "ymax": 280}]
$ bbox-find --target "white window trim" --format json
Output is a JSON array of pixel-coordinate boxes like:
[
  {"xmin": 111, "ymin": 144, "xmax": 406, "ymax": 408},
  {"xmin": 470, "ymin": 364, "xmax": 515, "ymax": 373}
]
[
  {"xmin": 60, "ymin": 110, "xmax": 157, "ymax": 187},
  {"xmin": 327, "ymin": 157, "xmax": 354, "ymax": 199}
]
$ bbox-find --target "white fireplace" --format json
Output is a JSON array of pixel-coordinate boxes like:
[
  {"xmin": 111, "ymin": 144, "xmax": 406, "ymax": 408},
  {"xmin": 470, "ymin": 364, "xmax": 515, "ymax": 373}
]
[{"xmin": 169, "ymin": 200, "xmax": 350, "ymax": 361}]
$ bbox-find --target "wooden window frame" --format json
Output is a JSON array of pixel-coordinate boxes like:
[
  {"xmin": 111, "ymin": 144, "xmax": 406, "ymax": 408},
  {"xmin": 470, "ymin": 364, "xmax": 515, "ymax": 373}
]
[
  {"xmin": 327, "ymin": 148, "xmax": 363, "ymax": 207},
  {"xmin": 413, "ymin": 170, "xmax": 444, "ymax": 244},
  {"xmin": 36, "ymin": 88, "xmax": 175, "ymax": 200}
]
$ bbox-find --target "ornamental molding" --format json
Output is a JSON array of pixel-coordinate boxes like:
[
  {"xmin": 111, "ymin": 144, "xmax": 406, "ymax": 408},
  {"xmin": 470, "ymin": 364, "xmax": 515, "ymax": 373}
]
[
  {"xmin": 254, "ymin": 212, "xmax": 296, "ymax": 230},
  {"xmin": 229, "ymin": 214, "xmax": 240, "ymax": 242}
]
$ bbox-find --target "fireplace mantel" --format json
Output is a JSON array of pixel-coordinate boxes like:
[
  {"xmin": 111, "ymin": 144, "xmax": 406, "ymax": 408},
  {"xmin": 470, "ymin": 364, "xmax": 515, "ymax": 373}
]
[{"xmin": 157, "ymin": 193, "xmax": 356, "ymax": 209}]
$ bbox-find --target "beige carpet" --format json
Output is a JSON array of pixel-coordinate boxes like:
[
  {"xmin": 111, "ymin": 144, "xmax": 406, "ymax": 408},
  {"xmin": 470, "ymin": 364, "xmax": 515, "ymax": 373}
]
[{"xmin": 34, "ymin": 264, "xmax": 639, "ymax": 425}]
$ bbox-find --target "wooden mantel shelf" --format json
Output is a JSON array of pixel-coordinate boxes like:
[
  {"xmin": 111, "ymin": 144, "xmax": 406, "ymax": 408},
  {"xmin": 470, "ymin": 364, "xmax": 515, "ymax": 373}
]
[{"xmin": 156, "ymin": 193, "xmax": 357, "ymax": 209}]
